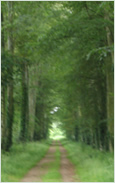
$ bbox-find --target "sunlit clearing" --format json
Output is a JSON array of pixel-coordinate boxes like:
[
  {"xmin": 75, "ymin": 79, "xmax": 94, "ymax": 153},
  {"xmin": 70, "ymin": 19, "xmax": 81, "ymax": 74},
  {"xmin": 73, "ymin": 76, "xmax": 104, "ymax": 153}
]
[{"xmin": 49, "ymin": 122, "xmax": 65, "ymax": 140}]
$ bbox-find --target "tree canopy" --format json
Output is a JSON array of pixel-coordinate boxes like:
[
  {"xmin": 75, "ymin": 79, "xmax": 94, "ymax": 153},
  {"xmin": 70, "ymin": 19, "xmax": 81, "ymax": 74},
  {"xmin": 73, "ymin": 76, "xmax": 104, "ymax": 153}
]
[{"xmin": 1, "ymin": 1, "xmax": 114, "ymax": 152}]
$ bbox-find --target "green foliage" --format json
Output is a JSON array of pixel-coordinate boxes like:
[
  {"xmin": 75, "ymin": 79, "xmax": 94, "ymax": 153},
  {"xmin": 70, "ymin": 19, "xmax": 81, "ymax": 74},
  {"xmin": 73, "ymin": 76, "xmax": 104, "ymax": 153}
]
[
  {"xmin": 1, "ymin": 141, "xmax": 49, "ymax": 182},
  {"xmin": 62, "ymin": 140, "xmax": 114, "ymax": 182},
  {"xmin": 1, "ymin": 0, "xmax": 114, "ymax": 154}
]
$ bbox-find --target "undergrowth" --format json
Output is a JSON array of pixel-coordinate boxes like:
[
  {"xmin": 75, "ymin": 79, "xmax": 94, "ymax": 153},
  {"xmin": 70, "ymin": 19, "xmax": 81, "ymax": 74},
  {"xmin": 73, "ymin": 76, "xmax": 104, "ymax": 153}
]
[
  {"xmin": 61, "ymin": 140, "xmax": 114, "ymax": 182},
  {"xmin": 1, "ymin": 140, "xmax": 51, "ymax": 182}
]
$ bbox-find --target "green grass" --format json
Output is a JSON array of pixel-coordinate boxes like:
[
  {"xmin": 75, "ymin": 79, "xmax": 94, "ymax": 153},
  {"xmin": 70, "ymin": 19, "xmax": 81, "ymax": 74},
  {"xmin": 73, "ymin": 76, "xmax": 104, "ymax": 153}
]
[
  {"xmin": 61, "ymin": 140, "xmax": 114, "ymax": 182},
  {"xmin": 42, "ymin": 145, "xmax": 62, "ymax": 182},
  {"xmin": 1, "ymin": 140, "xmax": 51, "ymax": 182}
]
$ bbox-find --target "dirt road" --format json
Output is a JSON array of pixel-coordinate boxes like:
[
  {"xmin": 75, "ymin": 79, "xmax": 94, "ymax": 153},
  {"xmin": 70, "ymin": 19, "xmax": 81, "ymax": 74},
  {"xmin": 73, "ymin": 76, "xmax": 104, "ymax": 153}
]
[{"xmin": 21, "ymin": 141, "xmax": 80, "ymax": 182}]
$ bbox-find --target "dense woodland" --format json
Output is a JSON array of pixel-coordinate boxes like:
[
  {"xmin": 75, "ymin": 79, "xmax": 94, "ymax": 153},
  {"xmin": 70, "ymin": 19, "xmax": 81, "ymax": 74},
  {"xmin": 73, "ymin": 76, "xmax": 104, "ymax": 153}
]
[{"xmin": 1, "ymin": 1, "xmax": 114, "ymax": 152}]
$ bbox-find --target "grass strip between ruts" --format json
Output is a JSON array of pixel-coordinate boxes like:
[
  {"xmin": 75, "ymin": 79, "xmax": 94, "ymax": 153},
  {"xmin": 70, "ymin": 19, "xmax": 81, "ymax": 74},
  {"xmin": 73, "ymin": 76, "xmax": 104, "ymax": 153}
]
[{"xmin": 42, "ymin": 145, "xmax": 62, "ymax": 182}]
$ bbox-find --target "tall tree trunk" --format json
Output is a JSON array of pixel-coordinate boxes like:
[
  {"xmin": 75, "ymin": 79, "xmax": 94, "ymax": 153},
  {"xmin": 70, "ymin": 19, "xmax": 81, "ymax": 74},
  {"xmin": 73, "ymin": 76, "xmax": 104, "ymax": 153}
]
[
  {"xmin": 105, "ymin": 56, "xmax": 114, "ymax": 152},
  {"xmin": 1, "ymin": 86, "xmax": 7, "ymax": 150},
  {"xmin": 105, "ymin": 13, "xmax": 114, "ymax": 152},
  {"xmin": 20, "ymin": 61, "xmax": 29, "ymax": 142},
  {"xmin": 5, "ymin": 1, "xmax": 14, "ymax": 151},
  {"xmin": 1, "ymin": 11, "xmax": 7, "ymax": 150},
  {"xmin": 96, "ymin": 71, "xmax": 109, "ymax": 150},
  {"xmin": 28, "ymin": 65, "xmax": 38, "ymax": 140},
  {"xmin": 33, "ymin": 91, "xmax": 42, "ymax": 141}
]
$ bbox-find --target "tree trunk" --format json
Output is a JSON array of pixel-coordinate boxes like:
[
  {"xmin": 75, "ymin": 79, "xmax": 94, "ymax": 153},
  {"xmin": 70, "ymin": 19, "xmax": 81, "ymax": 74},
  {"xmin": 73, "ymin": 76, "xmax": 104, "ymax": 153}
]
[
  {"xmin": 20, "ymin": 61, "xmax": 29, "ymax": 142},
  {"xmin": 33, "ymin": 95, "xmax": 42, "ymax": 141},
  {"xmin": 1, "ymin": 86, "xmax": 7, "ymax": 150},
  {"xmin": 28, "ymin": 65, "xmax": 38, "ymax": 140},
  {"xmin": 1, "ymin": 10, "xmax": 7, "ymax": 150},
  {"xmin": 105, "ymin": 56, "xmax": 114, "ymax": 152},
  {"xmin": 105, "ymin": 13, "xmax": 114, "ymax": 152},
  {"xmin": 5, "ymin": 1, "xmax": 14, "ymax": 151}
]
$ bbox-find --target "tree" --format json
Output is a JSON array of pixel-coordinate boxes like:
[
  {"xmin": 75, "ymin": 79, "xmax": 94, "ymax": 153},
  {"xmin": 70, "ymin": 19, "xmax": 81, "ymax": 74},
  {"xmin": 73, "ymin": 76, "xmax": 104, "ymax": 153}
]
[
  {"xmin": 5, "ymin": 1, "xmax": 14, "ymax": 151},
  {"xmin": 1, "ymin": 1, "xmax": 114, "ymax": 152}
]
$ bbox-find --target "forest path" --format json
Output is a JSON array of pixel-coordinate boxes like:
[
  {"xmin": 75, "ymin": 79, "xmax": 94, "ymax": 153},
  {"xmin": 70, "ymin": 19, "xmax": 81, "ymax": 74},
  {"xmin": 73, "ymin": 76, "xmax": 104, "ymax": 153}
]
[{"xmin": 21, "ymin": 141, "xmax": 79, "ymax": 182}]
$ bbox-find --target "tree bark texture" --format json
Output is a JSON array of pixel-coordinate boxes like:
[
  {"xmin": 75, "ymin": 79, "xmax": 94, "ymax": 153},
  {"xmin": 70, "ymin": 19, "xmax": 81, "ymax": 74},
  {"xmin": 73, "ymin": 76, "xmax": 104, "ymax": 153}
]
[
  {"xmin": 28, "ymin": 65, "xmax": 38, "ymax": 140},
  {"xmin": 20, "ymin": 61, "xmax": 29, "ymax": 142},
  {"xmin": 1, "ymin": 10, "xmax": 7, "ymax": 150},
  {"xmin": 5, "ymin": 1, "xmax": 14, "ymax": 151},
  {"xmin": 105, "ymin": 13, "xmax": 114, "ymax": 152}
]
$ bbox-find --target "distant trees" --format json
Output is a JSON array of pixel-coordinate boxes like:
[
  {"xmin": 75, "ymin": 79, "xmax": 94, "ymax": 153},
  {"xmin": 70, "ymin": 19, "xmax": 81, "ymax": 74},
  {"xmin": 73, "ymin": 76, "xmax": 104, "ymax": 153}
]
[{"xmin": 1, "ymin": 1, "xmax": 114, "ymax": 152}]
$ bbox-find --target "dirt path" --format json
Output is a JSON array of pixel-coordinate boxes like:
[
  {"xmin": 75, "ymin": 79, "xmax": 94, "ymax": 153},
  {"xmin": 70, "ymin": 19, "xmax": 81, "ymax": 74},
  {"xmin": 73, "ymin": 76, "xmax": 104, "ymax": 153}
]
[
  {"xmin": 21, "ymin": 141, "xmax": 79, "ymax": 182},
  {"xmin": 59, "ymin": 142, "xmax": 80, "ymax": 182}
]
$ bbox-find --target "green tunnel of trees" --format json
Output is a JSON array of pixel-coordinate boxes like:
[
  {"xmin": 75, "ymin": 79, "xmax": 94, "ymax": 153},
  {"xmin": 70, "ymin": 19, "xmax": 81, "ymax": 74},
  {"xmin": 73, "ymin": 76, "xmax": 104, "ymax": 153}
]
[{"xmin": 1, "ymin": 1, "xmax": 114, "ymax": 152}]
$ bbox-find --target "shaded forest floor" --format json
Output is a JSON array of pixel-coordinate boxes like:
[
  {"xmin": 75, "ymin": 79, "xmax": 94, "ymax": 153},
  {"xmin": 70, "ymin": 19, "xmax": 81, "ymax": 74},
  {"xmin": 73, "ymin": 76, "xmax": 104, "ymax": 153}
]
[{"xmin": 21, "ymin": 141, "xmax": 79, "ymax": 182}]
